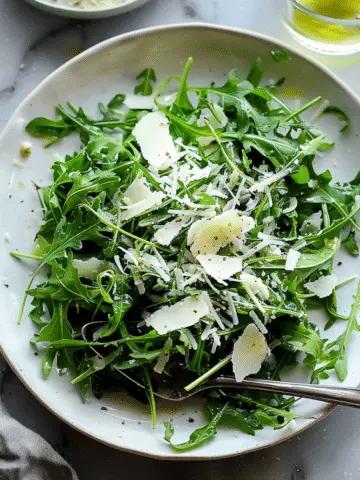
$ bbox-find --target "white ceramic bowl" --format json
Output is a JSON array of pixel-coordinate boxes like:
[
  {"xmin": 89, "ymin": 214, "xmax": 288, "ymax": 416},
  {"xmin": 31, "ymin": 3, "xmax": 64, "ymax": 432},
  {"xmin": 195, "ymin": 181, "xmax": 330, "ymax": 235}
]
[
  {"xmin": 25, "ymin": 0, "xmax": 148, "ymax": 19},
  {"xmin": 1, "ymin": 24, "xmax": 360, "ymax": 460}
]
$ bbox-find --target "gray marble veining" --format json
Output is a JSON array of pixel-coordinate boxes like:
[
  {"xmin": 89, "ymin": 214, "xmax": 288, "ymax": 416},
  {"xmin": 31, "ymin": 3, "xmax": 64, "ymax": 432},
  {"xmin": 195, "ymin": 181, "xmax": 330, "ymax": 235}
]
[{"xmin": 1, "ymin": 0, "xmax": 360, "ymax": 478}]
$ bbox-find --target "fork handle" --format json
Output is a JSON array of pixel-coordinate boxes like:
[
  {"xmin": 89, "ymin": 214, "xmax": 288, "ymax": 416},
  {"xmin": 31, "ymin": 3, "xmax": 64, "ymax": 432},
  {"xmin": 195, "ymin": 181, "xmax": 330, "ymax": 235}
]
[{"xmin": 207, "ymin": 377, "xmax": 360, "ymax": 408}]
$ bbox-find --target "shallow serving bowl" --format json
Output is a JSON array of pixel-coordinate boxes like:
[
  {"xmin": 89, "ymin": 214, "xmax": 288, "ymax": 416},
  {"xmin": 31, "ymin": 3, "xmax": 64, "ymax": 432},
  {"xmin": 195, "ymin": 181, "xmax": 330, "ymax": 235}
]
[
  {"xmin": 25, "ymin": 0, "xmax": 148, "ymax": 19},
  {"xmin": 1, "ymin": 24, "xmax": 360, "ymax": 460}
]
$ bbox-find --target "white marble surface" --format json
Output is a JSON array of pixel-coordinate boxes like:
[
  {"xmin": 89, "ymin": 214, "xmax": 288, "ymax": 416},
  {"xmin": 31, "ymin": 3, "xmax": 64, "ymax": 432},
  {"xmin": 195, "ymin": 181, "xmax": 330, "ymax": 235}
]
[{"xmin": 1, "ymin": 0, "xmax": 360, "ymax": 478}]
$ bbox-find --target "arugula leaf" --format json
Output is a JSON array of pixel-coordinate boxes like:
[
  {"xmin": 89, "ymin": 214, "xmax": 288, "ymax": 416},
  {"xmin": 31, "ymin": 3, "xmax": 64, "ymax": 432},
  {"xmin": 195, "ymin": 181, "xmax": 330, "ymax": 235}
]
[
  {"xmin": 313, "ymin": 281, "xmax": 360, "ymax": 382},
  {"xmin": 107, "ymin": 94, "xmax": 126, "ymax": 108},
  {"xmin": 26, "ymin": 117, "xmax": 71, "ymax": 146},
  {"xmin": 323, "ymin": 106, "xmax": 350, "ymax": 133},
  {"xmin": 281, "ymin": 321, "xmax": 325, "ymax": 364},
  {"xmin": 134, "ymin": 68, "xmax": 157, "ymax": 96},
  {"xmin": 206, "ymin": 398, "xmax": 260, "ymax": 435},
  {"xmin": 291, "ymin": 165, "xmax": 310, "ymax": 184},
  {"xmin": 247, "ymin": 57, "xmax": 262, "ymax": 87},
  {"xmin": 64, "ymin": 170, "xmax": 120, "ymax": 213},
  {"xmin": 271, "ymin": 49, "xmax": 292, "ymax": 63},
  {"xmin": 37, "ymin": 302, "xmax": 73, "ymax": 378},
  {"xmin": 100, "ymin": 276, "xmax": 132, "ymax": 338},
  {"xmin": 28, "ymin": 254, "xmax": 95, "ymax": 303},
  {"xmin": 344, "ymin": 231, "xmax": 359, "ymax": 257},
  {"xmin": 164, "ymin": 403, "xmax": 228, "ymax": 452}
]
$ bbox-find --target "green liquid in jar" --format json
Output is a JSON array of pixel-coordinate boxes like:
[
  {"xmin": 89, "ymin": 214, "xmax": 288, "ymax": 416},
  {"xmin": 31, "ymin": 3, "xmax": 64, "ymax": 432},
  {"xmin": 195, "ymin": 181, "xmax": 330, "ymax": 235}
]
[{"xmin": 292, "ymin": 0, "xmax": 360, "ymax": 43}]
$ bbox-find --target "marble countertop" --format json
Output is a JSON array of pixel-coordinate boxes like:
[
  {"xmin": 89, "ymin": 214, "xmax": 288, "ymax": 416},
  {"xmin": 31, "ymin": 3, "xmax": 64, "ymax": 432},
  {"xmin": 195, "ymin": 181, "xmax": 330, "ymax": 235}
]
[{"xmin": 1, "ymin": 0, "xmax": 360, "ymax": 478}]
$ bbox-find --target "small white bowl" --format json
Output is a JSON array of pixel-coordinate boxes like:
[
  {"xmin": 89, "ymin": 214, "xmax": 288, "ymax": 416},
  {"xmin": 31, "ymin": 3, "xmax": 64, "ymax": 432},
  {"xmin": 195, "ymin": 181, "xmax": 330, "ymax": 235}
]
[{"xmin": 25, "ymin": 0, "xmax": 149, "ymax": 19}]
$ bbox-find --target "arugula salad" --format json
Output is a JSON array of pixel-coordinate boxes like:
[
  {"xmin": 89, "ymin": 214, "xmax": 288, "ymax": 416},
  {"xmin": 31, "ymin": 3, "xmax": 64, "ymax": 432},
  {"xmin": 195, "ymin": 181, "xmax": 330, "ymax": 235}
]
[{"xmin": 13, "ymin": 56, "xmax": 360, "ymax": 452}]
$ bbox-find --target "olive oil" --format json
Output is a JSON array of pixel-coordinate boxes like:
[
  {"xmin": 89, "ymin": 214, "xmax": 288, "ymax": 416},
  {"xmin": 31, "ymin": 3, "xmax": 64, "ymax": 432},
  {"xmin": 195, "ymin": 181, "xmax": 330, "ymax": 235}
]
[
  {"xmin": 283, "ymin": 0, "xmax": 360, "ymax": 54},
  {"xmin": 298, "ymin": 0, "xmax": 360, "ymax": 20}
]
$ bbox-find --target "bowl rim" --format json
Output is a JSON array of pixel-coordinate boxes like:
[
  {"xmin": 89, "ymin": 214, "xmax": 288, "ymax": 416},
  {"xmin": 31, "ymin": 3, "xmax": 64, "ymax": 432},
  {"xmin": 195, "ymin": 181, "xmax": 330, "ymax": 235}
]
[
  {"xmin": 28, "ymin": 0, "xmax": 147, "ymax": 14},
  {"xmin": 2, "ymin": 22, "xmax": 360, "ymax": 460}
]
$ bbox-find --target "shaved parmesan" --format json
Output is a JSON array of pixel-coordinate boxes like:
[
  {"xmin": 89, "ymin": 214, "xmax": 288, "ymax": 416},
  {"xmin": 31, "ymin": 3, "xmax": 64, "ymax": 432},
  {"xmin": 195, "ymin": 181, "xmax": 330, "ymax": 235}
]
[
  {"xmin": 188, "ymin": 210, "xmax": 255, "ymax": 256},
  {"xmin": 201, "ymin": 323, "xmax": 217, "ymax": 341},
  {"xmin": 305, "ymin": 274, "xmax": 337, "ymax": 298},
  {"xmin": 283, "ymin": 197, "xmax": 298, "ymax": 214},
  {"xmin": 174, "ymin": 267, "xmax": 185, "ymax": 290},
  {"xmin": 249, "ymin": 310, "xmax": 268, "ymax": 334},
  {"xmin": 197, "ymin": 254, "xmax": 243, "ymax": 283},
  {"xmin": 300, "ymin": 211, "xmax": 323, "ymax": 235},
  {"xmin": 201, "ymin": 291, "xmax": 225, "ymax": 329},
  {"xmin": 142, "ymin": 253, "xmax": 170, "ymax": 282},
  {"xmin": 145, "ymin": 293, "xmax": 209, "ymax": 334},
  {"xmin": 122, "ymin": 178, "xmax": 165, "ymax": 221},
  {"xmin": 124, "ymin": 178, "xmax": 152, "ymax": 204},
  {"xmin": 197, "ymin": 136, "xmax": 215, "ymax": 146},
  {"xmin": 232, "ymin": 324, "xmax": 269, "ymax": 382},
  {"xmin": 133, "ymin": 111, "xmax": 180, "ymax": 170},
  {"xmin": 285, "ymin": 249, "xmax": 301, "ymax": 271},
  {"xmin": 240, "ymin": 273, "xmax": 269, "ymax": 301},
  {"xmin": 119, "ymin": 247, "xmax": 138, "ymax": 265},
  {"xmin": 250, "ymin": 168, "xmax": 291, "ymax": 193},
  {"xmin": 226, "ymin": 291, "xmax": 238, "ymax": 325},
  {"xmin": 73, "ymin": 258, "xmax": 115, "ymax": 280}
]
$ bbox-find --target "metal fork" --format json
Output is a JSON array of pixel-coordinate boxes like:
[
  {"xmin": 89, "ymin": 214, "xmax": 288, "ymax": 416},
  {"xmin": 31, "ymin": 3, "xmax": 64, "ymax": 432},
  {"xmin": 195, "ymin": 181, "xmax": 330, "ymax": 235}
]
[{"xmin": 82, "ymin": 321, "xmax": 360, "ymax": 407}]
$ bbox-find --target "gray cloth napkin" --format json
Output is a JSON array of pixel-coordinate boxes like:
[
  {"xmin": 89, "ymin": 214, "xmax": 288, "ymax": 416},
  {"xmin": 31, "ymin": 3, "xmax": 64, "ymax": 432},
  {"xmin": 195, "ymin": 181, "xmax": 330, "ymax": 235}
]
[{"xmin": 0, "ymin": 404, "xmax": 79, "ymax": 480}]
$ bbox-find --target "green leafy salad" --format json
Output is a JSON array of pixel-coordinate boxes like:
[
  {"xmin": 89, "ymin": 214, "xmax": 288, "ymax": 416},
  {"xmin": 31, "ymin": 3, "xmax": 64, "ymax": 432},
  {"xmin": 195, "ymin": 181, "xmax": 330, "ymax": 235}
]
[{"xmin": 13, "ymin": 56, "xmax": 360, "ymax": 452}]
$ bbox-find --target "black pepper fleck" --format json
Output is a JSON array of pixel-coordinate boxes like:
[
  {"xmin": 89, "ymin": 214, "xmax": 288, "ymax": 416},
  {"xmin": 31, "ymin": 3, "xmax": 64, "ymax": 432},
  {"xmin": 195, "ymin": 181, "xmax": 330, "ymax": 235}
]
[
  {"xmin": 337, "ymin": 261, "xmax": 342, "ymax": 266},
  {"xmin": 188, "ymin": 417, "xmax": 194, "ymax": 423},
  {"xmin": 34, "ymin": 352, "xmax": 39, "ymax": 356},
  {"xmin": 101, "ymin": 406, "xmax": 108, "ymax": 411}
]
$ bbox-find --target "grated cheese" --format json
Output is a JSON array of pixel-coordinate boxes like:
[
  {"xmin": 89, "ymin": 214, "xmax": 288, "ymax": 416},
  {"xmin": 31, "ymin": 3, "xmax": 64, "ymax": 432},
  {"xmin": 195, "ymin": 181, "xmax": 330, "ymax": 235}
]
[{"xmin": 249, "ymin": 310, "xmax": 268, "ymax": 334}]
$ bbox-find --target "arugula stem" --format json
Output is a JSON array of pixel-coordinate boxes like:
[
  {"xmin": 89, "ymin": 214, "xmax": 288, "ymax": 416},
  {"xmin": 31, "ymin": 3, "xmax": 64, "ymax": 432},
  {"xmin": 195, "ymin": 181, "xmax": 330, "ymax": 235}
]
[
  {"xmin": 184, "ymin": 354, "xmax": 232, "ymax": 392},
  {"xmin": 284, "ymin": 96, "xmax": 322, "ymax": 122},
  {"xmin": 81, "ymin": 203, "xmax": 171, "ymax": 252},
  {"xmin": 142, "ymin": 366, "xmax": 157, "ymax": 428},
  {"xmin": 10, "ymin": 251, "xmax": 42, "ymax": 261}
]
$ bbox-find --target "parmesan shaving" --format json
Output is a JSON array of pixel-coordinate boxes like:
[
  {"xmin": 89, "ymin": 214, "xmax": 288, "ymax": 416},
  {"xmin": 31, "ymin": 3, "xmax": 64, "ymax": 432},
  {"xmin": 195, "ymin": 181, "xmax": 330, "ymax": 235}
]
[
  {"xmin": 232, "ymin": 324, "xmax": 269, "ymax": 382},
  {"xmin": 285, "ymin": 249, "xmax": 301, "ymax": 271},
  {"xmin": 197, "ymin": 254, "xmax": 243, "ymax": 283},
  {"xmin": 305, "ymin": 274, "xmax": 337, "ymax": 298},
  {"xmin": 154, "ymin": 218, "xmax": 188, "ymax": 246},
  {"xmin": 132, "ymin": 111, "xmax": 180, "ymax": 170},
  {"xmin": 145, "ymin": 293, "xmax": 209, "ymax": 334},
  {"xmin": 249, "ymin": 310, "xmax": 268, "ymax": 334},
  {"xmin": 188, "ymin": 210, "xmax": 255, "ymax": 256},
  {"xmin": 121, "ymin": 178, "xmax": 165, "ymax": 220},
  {"xmin": 73, "ymin": 258, "xmax": 115, "ymax": 280},
  {"xmin": 240, "ymin": 273, "xmax": 269, "ymax": 301}
]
